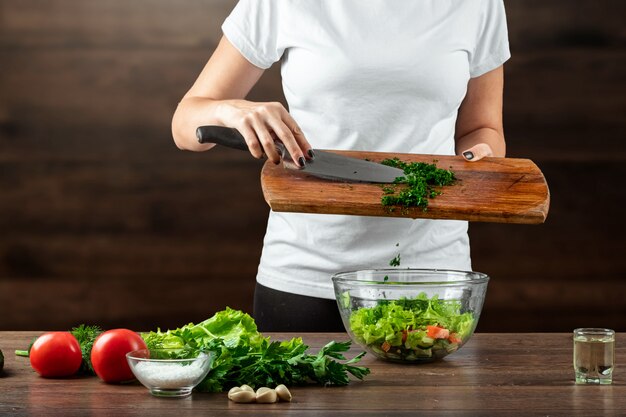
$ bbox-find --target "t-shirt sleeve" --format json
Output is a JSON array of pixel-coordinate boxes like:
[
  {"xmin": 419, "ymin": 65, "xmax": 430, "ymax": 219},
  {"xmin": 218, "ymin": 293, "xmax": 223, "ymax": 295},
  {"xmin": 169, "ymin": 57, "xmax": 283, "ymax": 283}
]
[
  {"xmin": 469, "ymin": 0, "xmax": 511, "ymax": 78},
  {"xmin": 221, "ymin": 0, "xmax": 283, "ymax": 69}
]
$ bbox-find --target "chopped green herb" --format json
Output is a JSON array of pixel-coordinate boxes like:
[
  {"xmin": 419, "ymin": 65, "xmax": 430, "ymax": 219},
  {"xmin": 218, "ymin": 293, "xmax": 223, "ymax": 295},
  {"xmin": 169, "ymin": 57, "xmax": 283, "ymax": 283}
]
[
  {"xmin": 389, "ymin": 254, "xmax": 401, "ymax": 267},
  {"xmin": 379, "ymin": 158, "xmax": 456, "ymax": 211},
  {"xmin": 383, "ymin": 275, "xmax": 389, "ymax": 282}
]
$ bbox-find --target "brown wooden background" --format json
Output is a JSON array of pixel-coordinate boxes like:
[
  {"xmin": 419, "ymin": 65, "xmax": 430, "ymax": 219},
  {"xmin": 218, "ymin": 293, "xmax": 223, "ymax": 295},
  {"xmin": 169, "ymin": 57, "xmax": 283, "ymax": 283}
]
[{"xmin": 1, "ymin": 0, "xmax": 624, "ymax": 332}]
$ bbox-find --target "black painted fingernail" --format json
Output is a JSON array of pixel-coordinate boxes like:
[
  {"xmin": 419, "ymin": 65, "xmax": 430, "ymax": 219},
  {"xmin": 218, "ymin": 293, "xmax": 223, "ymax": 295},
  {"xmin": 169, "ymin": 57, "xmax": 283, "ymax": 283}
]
[
  {"xmin": 298, "ymin": 156, "xmax": 306, "ymax": 167},
  {"xmin": 463, "ymin": 151, "xmax": 474, "ymax": 160},
  {"xmin": 308, "ymin": 149, "xmax": 315, "ymax": 158}
]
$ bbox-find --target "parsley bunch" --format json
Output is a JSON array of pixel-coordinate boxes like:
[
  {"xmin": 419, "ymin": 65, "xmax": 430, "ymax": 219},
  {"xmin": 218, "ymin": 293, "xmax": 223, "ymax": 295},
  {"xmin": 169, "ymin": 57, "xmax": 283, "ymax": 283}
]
[
  {"xmin": 142, "ymin": 308, "xmax": 370, "ymax": 392},
  {"xmin": 380, "ymin": 158, "xmax": 456, "ymax": 211}
]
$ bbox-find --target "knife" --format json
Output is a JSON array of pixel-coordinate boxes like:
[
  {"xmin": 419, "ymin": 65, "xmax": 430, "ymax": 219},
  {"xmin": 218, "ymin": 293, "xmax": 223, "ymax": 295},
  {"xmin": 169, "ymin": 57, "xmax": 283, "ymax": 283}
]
[{"xmin": 196, "ymin": 125, "xmax": 405, "ymax": 183}]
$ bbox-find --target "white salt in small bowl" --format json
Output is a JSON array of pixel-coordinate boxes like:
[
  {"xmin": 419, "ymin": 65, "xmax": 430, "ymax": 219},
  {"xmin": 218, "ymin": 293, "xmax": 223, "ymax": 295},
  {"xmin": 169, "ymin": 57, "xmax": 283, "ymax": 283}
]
[{"xmin": 126, "ymin": 349, "xmax": 213, "ymax": 398}]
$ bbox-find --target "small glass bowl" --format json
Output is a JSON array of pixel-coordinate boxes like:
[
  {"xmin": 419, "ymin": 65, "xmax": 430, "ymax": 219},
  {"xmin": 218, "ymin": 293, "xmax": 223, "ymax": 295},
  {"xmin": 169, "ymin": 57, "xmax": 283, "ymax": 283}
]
[
  {"xmin": 333, "ymin": 269, "xmax": 489, "ymax": 363},
  {"xmin": 126, "ymin": 349, "xmax": 213, "ymax": 398}
]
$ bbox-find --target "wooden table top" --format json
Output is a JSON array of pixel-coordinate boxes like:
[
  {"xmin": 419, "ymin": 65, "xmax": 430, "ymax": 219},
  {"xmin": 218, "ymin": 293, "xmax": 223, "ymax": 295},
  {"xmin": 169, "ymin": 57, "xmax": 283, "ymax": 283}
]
[{"xmin": 0, "ymin": 332, "xmax": 623, "ymax": 416}]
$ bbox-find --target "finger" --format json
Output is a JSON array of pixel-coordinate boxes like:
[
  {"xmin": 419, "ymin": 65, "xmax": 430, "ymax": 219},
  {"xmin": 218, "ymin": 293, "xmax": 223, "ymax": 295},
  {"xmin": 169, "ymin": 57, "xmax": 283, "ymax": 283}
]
[
  {"xmin": 462, "ymin": 143, "xmax": 493, "ymax": 162},
  {"xmin": 281, "ymin": 112, "xmax": 313, "ymax": 160},
  {"xmin": 252, "ymin": 120, "xmax": 281, "ymax": 164},
  {"xmin": 267, "ymin": 119, "xmax": 306, "ymax": 168},
  {"xmin": 239, "ymin": 124, "xmax": 264, "ymax": 160}
]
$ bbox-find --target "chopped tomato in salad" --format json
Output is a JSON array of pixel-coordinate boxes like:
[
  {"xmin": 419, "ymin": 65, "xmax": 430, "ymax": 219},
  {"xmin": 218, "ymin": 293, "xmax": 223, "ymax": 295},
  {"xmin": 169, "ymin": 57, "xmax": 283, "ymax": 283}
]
[
  {"xmin": 448, "ymin": 333, "xmax": 462, "ymax": 344},
  {"xmin": 426, "ymin": 325, "xmax": 450, "ymax": 340}
]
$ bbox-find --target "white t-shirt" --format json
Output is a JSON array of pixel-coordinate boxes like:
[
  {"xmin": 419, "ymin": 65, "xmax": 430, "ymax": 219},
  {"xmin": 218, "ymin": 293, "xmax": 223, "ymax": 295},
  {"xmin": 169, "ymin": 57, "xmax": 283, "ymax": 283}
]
[{"xmin": 222, "ymin": 0, "xmax": 510, "ymax": 299}]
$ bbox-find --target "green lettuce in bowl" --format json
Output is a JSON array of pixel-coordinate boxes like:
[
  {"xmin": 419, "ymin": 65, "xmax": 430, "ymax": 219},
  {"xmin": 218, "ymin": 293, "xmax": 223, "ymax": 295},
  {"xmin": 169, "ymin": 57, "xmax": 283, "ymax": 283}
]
[{"xmin": 333, "ymin": 269, "xmax": 489, "ymax": 363}]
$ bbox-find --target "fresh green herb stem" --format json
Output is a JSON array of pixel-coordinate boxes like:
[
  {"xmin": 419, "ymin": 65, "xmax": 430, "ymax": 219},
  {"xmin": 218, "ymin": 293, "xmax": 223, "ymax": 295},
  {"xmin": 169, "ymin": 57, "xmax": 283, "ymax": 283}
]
[{"xmin": 15, "ymin": 350, "xmax": 29, "ymax": 357}]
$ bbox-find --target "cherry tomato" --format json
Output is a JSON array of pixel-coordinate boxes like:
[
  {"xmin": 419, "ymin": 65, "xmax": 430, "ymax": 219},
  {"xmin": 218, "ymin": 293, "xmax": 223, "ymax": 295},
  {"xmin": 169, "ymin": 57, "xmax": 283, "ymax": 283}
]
[
  {"xmin": 90, "ymin": 329, "xmax": 147, "ymax": 383},
  {"xmin": 30, "ymin": 332, "xmax": 82, "ymax": 378}
]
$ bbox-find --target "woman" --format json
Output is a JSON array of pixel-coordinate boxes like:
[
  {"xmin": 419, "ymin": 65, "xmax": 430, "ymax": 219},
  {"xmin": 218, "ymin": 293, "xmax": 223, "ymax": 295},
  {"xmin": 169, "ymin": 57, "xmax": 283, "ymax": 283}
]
[{"xmin": 172, "ymin": 1, "xmax": 510, "ymax": 332}]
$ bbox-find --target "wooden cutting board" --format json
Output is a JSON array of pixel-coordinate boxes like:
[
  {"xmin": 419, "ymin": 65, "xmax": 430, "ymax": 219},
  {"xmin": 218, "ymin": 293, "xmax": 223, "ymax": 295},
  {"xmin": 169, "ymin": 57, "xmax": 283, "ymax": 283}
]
[{"xmin": 260, "ymin": 150, "xmax": 550, "ymax": 224}]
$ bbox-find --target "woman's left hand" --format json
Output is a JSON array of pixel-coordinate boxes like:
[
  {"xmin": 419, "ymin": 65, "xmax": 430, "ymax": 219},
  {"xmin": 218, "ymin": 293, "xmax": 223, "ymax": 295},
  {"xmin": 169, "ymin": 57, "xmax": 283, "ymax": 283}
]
[{"xmin": 455, "ymin": 66, "xmax": 506, "ymax": 162}]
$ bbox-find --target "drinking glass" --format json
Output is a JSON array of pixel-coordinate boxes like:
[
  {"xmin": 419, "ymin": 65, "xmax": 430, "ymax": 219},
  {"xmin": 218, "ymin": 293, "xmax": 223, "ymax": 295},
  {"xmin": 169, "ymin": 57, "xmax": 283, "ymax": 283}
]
[{"xmin": 573, "ymin": 328, "xmax": 615, "ymax": 385}]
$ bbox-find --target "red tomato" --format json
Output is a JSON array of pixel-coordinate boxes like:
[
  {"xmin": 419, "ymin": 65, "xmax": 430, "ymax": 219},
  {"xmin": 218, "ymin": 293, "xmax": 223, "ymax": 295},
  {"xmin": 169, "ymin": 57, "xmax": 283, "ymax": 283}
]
[
  {"xmin": 30, "ymin": 332, "xmax": 82, "ymax": 378},
  {"xmin": 91, "ymin": 329, "xmax": 147, "ymax": 383},
  {"xmin": 426, "ymin": 325, "xmax": 450, "ymax": 340},
  {"xmin": 448, "ymin": 333, "xmax": 462, "ymax": 344}
]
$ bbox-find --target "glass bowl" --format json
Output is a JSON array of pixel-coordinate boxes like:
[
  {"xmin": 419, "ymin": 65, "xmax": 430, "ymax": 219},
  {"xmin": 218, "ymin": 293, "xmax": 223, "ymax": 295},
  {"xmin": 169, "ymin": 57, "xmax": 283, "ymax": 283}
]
[
  {"xmin": 332, "ymin": 269, "xmax": 489, "ymax": 363},
  {"xmin": 126, "ymin": 349, "xmax": 213, "ymax": 397}
]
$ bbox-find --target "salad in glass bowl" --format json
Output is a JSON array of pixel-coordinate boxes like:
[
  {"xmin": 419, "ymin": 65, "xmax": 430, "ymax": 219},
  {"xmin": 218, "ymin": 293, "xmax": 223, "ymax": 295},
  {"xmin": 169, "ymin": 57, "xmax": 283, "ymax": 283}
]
[{"xmin": 333, "ymin": 269, "xmax": 489, "ymax": 363}]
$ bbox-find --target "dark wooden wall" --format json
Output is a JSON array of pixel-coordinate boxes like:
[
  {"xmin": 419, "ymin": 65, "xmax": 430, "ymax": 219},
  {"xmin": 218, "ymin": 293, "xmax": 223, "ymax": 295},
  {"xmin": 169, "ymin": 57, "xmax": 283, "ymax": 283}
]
[{"xmin": 1, "ymin": 0, "xmax": 624, "ymax": 332}]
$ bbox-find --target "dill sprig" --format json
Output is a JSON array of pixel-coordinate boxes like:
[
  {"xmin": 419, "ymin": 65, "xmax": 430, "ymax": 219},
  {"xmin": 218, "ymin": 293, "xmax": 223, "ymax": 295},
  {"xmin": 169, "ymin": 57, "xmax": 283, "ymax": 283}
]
[{"xmin": 71, "ymin": 324, "xmax": 103, "ymax": 375}]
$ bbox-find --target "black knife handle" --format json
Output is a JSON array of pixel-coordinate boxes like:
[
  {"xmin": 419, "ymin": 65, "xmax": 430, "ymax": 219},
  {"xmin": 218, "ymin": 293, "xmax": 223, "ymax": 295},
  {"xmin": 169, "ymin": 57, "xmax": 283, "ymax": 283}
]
[
  {"xmin": 196, "ymin": 125, "xmax": 248, "ymax": 151},
  {"xmin": 196, "ymin": 125, "xmax": 289, "ymax": 159}
]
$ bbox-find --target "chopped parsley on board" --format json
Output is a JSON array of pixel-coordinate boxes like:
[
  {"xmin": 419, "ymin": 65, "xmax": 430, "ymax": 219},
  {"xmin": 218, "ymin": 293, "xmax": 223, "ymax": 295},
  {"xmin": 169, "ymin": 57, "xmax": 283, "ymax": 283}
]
[{"xmin": 379, "ymin": 158, "xmax": 456, "ymax": 211}]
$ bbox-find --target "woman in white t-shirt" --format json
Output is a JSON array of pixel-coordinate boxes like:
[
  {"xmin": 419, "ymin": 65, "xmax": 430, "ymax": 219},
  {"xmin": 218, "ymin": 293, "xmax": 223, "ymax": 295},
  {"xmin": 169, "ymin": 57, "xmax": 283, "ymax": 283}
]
[{"xmin": 172, "ymin": 0, "xmax": 511, "ymax": 332}]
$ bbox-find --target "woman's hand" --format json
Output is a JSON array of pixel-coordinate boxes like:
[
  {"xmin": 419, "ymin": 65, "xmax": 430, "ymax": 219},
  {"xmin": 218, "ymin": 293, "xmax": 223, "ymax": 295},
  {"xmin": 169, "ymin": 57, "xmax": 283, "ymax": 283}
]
[
  {"xmin": 217, "ymin": 99, "xmax": 311, "ymax": 167},
  {"xmin": 172, "ymin": 36, "xmax": 312, "ymax": 166}
]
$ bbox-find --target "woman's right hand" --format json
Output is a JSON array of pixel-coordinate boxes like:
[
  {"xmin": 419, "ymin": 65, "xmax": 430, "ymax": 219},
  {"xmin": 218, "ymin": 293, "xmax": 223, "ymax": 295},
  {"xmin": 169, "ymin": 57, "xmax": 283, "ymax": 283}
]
[
  {"xmin": 216, "ymin": 99, "xmax": 312, "ymax": 167},
  {"xmin": 172, "ymin": 36, "xmax": 312, "ymax": 166}
]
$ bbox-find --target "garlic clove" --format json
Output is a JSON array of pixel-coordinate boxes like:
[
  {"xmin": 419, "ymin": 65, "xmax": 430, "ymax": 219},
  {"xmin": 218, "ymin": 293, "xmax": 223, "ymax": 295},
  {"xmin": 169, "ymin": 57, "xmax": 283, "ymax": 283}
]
[
  {"xmin": 240, "ymin": 384, "xmax": 255, "ymax": 392},
  {"xmin": 256, "ymin": 387, "xmax": 278, "ymax": 403},
  {"xmin": 228, "ymin": 386, "xmax": 242, "ymax": 399},
  {"xmin": 229, "ymin": 390, "xmax": 257, "ymax": 403},
  {"xmin": 275, "ymin": 384, "xmax": 292, "ymax": 402}
]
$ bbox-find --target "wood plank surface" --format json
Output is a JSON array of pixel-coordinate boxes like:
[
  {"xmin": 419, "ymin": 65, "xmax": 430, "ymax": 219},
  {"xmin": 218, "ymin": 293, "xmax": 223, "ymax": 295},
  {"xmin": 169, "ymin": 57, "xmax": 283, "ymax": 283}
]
[
  {"xmin": 1, "ymin": 332, "xmax": 625, "ymax": 416},
  {"xmin": 0, "ymin": 0, "xmax": 625, "ymax": 333},
  {"xmin": 261, "ymin": 151, "xmax": 549, "ymax": 224}
]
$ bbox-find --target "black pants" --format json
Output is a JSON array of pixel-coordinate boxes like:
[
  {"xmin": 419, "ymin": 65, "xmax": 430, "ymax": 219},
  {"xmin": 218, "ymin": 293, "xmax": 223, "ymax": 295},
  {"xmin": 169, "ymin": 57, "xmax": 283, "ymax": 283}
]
[{"xmin": 253, "ymin": 283, "xmax": 345, "ymax": 332}]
